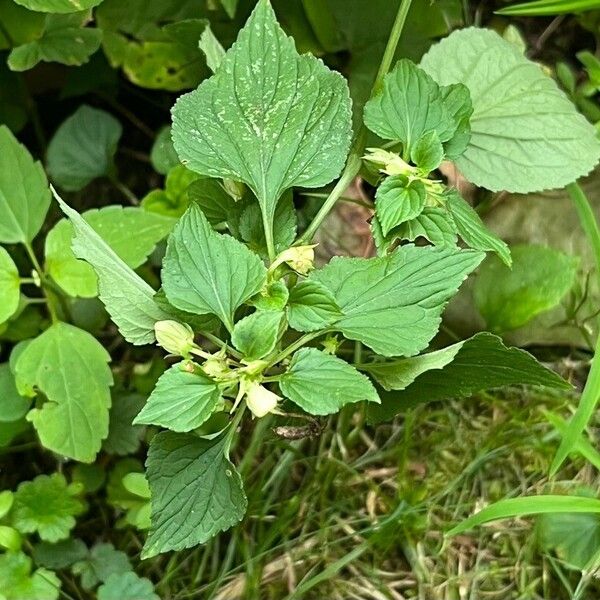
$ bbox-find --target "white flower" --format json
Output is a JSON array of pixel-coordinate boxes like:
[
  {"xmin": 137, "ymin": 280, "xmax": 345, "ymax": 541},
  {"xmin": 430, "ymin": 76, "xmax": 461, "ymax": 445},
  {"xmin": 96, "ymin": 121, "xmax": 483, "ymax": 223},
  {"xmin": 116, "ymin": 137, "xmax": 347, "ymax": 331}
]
[
  {"xmin": 271, "ymin": 245, "xmax": 316, "ymax": 275},
  {"xmin": 245, "ymin": 382, "xmax": 280, "ymax": 418}
]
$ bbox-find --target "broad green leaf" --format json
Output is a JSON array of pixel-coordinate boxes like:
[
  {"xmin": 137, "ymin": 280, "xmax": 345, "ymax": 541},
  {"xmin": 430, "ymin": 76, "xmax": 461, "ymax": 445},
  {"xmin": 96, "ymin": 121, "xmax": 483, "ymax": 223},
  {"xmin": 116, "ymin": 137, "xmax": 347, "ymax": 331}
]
[
  {"xmin": 448, "ymin": 496, "xmax": 600, "ymax": 536},
  {"xmin": 47, "ymin": 105, "xmax": 122, "ymax": 191},
  {"xmin": 0, "ymin": 247, "xmax": 20, "ymax": 324},
  {"xmin": 55, "ymin": 193, "xmax": 172, "ymax": 345},
  {"xmin": 0, "ymin": 363, "xmax": 30, "ymax": 422},
  {"xmin": 397, "ymin": 207, "xmax": 458, "ymax": 247},
  {"xmin": 133, "ymin": 362, "xmax": 222, "ymax": 432},
  {"xmin": 410, "ymin": 131, "xmax": 444, "ymax": 172},
  {"xmin": 150, "ymin": 126, "xmax": 179, "ymax": 175},
  {"xmin": 0, "ymin": 552, "xmax": 60, "ymax": 600},
  {"xmin": 287, "ymin": 280, "xmax": 342, "ymax": 332},
  {"xmin": 15, "ymin": 322, "xmax": 113, "ymax": 462},
  {"xmin": 231, "ymin": 310, "xmax": 284, "ymax": 360},
  {"xmin": 250, "ymin": 280, "xmax": 289, "ymax": 311},
  {"xmin": 46, "ymin": 206, "xmax": 174, "ymax": 297},
  {"xmin": 162, "ymin": 204, "xmax": 267, "ymax": 332},
  {"xmin": 8, "ymin": 12, "xmax": 102, "ymax": 71},
  {"xmin": 445, "ymin": 190, "xmax": 511, "ymax": 266},
  {"xmin": 32, "ymin": 539, "xmax": 88, "ymax": 570},
  {"xmin": 0, "ymin": 125, "xmax": 50, "ymax": 243},
  {"xmin": 122, "ymin": 473, "xmax": 150, "ymax": 499},
  {"xmin": 12, "ymin": 474, "xmax": 84, "ymax": 542},
  {"xmin": 171, "ymin": 0, "xmax": 352, "ymax": 252},
  {"xmin": 312, "ymin": 245, "xmax": 483, "ymax": 357},
  {"xmin": 474, "ymin": 245, "xmax": 579, "ymax": 333},
  {"xmin": 0, "ymin": 0, "xmax": 45, "ymax": 49},
  {"xmin": 186, "ymin": 177, "xmax": 236, "ymax": 224},
  {"xmin": 375, "ymin": 176, "xmax": 426, "ymax": 236},
  {"xmin": 143, "ymin": 431, "xmax": 247, "ymax": 558},
  {"xmin": 438, "ymin": 83, "xmax": 473, "ymax": 160},
  {"xmin": 420, "ymin": 28, "xmax": 600, "ymax": 192},
  {"xmin": 98, "ymin": 572, "xmax": 160, "ymax": 600},
  {"xmin": 13, "ymin": 0, "xmax": 104, "ymax": 13},
  {"xmin": 367, "ymin": 332, "xmax": 570, "ymax": 423},
  {"xmin": 103, "ymin": 393, "xmax": 146, "ymax": 456},
  {"xmin": 280, "ymin": 347, "xmax": 379, "ymax": 415},
  {"xmin": 364, "ymin": 59, "xmax": 456, "ymax": 154},
  {"xmin": 72, "ymin": 543, "xmax": 131, "ymax": 590}
]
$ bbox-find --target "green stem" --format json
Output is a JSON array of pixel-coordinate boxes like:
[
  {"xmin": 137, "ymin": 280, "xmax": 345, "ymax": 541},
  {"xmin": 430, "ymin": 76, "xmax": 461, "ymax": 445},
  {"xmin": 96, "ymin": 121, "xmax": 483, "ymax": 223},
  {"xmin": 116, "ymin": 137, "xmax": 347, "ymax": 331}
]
[
  {"xmin": 266, "ymin": 330, "xmax": 329, "ymax": 368},
  {"xmin": 550, "ymin": 182, "xmax": 600, "ymax": 475},
  {"xmin": 224, "ymin": 403, "xmax": 246, "ymax": 455},
  {"xmin": 262, "ymin": 209, "xmax": 276, "ymax": 262},
  {"xmin": 23, "ymin": 242, "xmax": 59, "ymax": 322},
  {"xmin": 110, "ymin": 177, "xmax": 139, "ymax": 206},
  {"xmin": 297, "ymin": 0, "xmax": 413, "ymax": 244}
]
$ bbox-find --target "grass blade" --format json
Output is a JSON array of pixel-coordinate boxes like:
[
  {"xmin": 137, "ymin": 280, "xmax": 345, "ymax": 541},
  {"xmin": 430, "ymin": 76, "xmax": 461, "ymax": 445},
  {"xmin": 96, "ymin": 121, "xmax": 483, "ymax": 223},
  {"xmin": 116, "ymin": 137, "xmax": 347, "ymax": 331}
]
[{"xmin": 497, "ymin": 0, "xmax": 600, "ymax": 15}]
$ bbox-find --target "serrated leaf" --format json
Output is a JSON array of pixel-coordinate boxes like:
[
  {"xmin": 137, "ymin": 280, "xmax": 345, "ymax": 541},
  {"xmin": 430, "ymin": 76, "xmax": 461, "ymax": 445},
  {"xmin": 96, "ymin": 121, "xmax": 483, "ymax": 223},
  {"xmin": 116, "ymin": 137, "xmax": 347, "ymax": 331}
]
[
  {"xmin": 98, "ymin": 572, "xmax": 160, "ymax": 600},
  {"xmin": 364, "ymin": 59, "xmax": 455, "ymax": 154},
  {"xmin": 32, "ymin": 539, "xmax": 88, "ymax": 570},
  {"xmin": 103, "ymin": 393, "xmax": 146, "ymax": 455},
  {"xmin": 0, "ymin": 363, "xmax": 30, "ymax": 422},
  {"xmin": 143, "ymin": 431, "xmax": 247, "ymax": 558},
  {"xmin": 250, "ymin": 280, "xmax": 289, "ymax": 311},
  {"xmin": 231, "ymin": 310, "xmax": 284, "ymax": 360},
  {"xmin": 0, "ymin": 248, "xmax": 20, "ymax": 324},
  {"xmin": 46, "ymin": 205, "xmax": 174, "ymax": 297},
  {"xmin": 0, "ymin": 552, "xmax": 61, "ymax": 600},
  {"xmin": 186, "ymin": 177, "xmax": 236, "ymax": 224},
  {"xmin": 12, "ymin": 473, "xmax": 85, "ymax": 542},
  {"xmin": 287, "ymin": 280, "xmax": 342, "ymax": 332},
  {"xmin": 474, "ymin": 245, "xmax": 579, "ymax": 333},
  {"xmin": 398, "ymin": 206, "xmax": 458, "ymax": 247},
  {"xmin": 445, "ymin": 190, "xmax": 511, "ymax": 266},
  {"xmin": 420, "ymin": 28, "xmax": 600, "ymax": 192},
  {"xmin": 55, "ymin": 193, "xmax": 172, "ymax": 345},
  {"xmin": 8, "ymin": 12, "xmax": 102, "ymax": 71},
  {"xmin": 439, "ymin": 83, "xmax": 473, "ymax": 159},
  {"xmin": 280, "ymin": 347, "xmax": 379, "ymax": 415},
  {"xmin": 367, "ymin": 332, "xmax": 570, "ymax": 423},
  {"xmin": 14, "ymin": 0, "xmax": 103, "ymax": 13},
  {"xmin": 375, "ymin": 176, "xmax": 426, "ymax": 236},
  {"xmin": 162, "ymin": 204, "xmax": 267, "ymax": 332},
  {"xmin": 72, "ymin": 543, "xmax": 131, "ymax": 590},
  {"xmin": 133, "ymin": 362, "xmax": 222, "ymax": 432},
  {"xmin": 0, "ymin": 125, "xmax": 50, "ymax": 244},
  {"xmin": 15, "ymin": 322, "xmax": 113, "ymax": 462},
  {"xmin": 47, "ymin": 105, "xmax": 122, "ymax": 191},
  {"xmin": 312, "ymin": 245, "xmax": 484, "ymax": 357},
  {"xmin": 410, "ymin": 131, "xmax": 444, "ymax": 172},
  {"xmin": 171, "ymin": 0, "xmax": 352, "ymax": 255}
]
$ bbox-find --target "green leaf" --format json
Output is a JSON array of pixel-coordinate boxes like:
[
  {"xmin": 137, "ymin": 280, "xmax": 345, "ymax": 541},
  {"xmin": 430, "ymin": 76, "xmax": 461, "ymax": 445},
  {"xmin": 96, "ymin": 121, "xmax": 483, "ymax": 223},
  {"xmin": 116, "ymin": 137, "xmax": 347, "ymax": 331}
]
[
  {"xmin": 497, "ymin": 0, "xmax": 600, "ymax": 15},
  {"xmin": 410, "ymin": 131, "xmax": 444, "ymax": 173},
  {"xmin": 445, "ymin": 190, "xmax": 511, "ymax": 266},
  {"xmin": 0, "ymin": 552, "xmax": 60, "ymax": 600},
  {"xmin": 231, "ymin": 310, "xmax": 284, "ymax": 360},
  {"xmin": 72, "ymin": 463, "xmax": 105, "ymax": 493},
  {"xmin": 15, "ymin": 322, "xmax": 113, "ymax": 462},
  {"xmin": 438, "ymin": 83, "xmax": 473, "ymax": 160},
  {"xmin": 47, "ymin": 105, "xmax": 122, "ymax": 191},
  {"xmin": 12, "ymin": 473, "xmax": 85, "ymax": 542},
  {"xmin": 14, "ymin": 0, "xmax": 103, "ymax": 12},
  {"xmin": 367, "ymin": 332, "xmax": 570, "ymax": 423},
  {"xmin": 162, "ymin": 204, "xmax": 267, "ymax": 332},
  {"xmin": 280, "ymin": 347, "xmax": 379, "ymax": 415},
  {"xmin": 199, "ymin": 24, "xmax": 225, "ymax": 72},
  {"xmin": 142, "ymin": 165, "xmax": 202, "ymax": 219},
  {"xmin": 103, "ymin": 393, "xmax": 146, "ymax": 455},
  {"xmin": 219, "ymin": 0, "xmax": 238, "ymax": 18},
  {"xmin": 143, "ymin": 431, "xmax": 247, "ymax": 558},
  {"xmin": 364, "ymin": 59, "xmax": 455, "ymax": 154},
  {"xmin": 397, "ymin": 207, "xmax": 458, "ymax": 247},
  {"xmin": 8, "ymin": 12, "xmax": 102, "ymax": 71},
  {"xmin": 133, "ymin": 362, "xmax": 222, "ymax": 432},
  {"xmin": 150, "ymin": 126, "xmax": 179, "ymax": 175},
  {"xmin": 420, "ymin": 28, "xmax": 600, "ymax": 192},
  {"xmin": 72, "ymin": 543, "xmax": 131, "ymax": 590},
  {"xmin": 474, "ymin": 245, "xmax": 579, "ymax": 333},
  {"xmin": 46, "ymin": 205, "xmax": 174, "ymax": 297},
  {"xmin": 0, "ymin": 0, "xmax": 45, "ymax": 49},
  {"xmin": 98, "ymin": 572, "xmax": 160, "ymax": 600},
  {"xmin": 33, "ymin": 539, "xmax": 88, "ymax": 570},
  {"xmin": 55, "ymin": 192, "xmax": 172, "ymax": 345},
  {"xmin": 313, "ymin": 246, "xmax": 483, "ymax": 357},
  {"xmin": 0, "ymin": 125, "xmax": 50, "ymax": 244},
  {"xmin": 250, "ymin": 280, "xmax": 289, "ymax": 312},
  {"xmin": 0, "ymin": 248, "xmax": 20, "ymax": 324},
  {"xmin": 186, "ymin": 177, "xmax": 236, "ymax": 224},
  {"xmin": 375, "ymin": 176, "xmax": 426, "ymax": 236},
  {"xmin": 448, "ymin": 495, "xmax": 600, "ymax": 536},
  {"xmin": 287, "ymin": 280, "xmax": 342, "ymax": 332},
  {"xmin": 0, "ymin": 363, "xmax": 30, "ymax": 422},
  {"xmin": 0, "ymin": 491, "xmax": 13, "ymax": 519},
  {"xmin": 171, "ymin": 0, "xmax": 352, "ymax": 255}
]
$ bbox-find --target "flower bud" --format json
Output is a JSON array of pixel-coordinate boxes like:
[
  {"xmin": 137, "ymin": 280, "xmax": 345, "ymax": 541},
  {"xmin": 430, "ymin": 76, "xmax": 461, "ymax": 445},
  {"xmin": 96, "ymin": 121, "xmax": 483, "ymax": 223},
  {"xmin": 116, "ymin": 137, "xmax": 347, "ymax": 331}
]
[
  {"xmin": 202, "ymin": 354, "xmax": 230, "ymax": 379},
  {"xmin": 245, "ymin": 382, "xmax": 280, "ymax": 418},
  {"xmin": 363, "ymin": 148, "xmax": 415, "ymax": 177},
  {"xmin": 272, "ymin": 245, "xmax": 316, "ymax": 275},
  {"xmin": 154, "ymin": 320, "xmax": 195, "ymax": 357}
]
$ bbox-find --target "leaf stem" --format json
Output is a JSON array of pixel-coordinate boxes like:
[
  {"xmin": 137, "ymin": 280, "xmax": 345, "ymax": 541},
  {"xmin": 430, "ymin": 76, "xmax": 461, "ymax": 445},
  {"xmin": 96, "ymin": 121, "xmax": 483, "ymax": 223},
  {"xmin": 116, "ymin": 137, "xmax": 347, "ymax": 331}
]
[
  {"xmin": 262, "ymin": 208, "xmax": 276, "ymax": 262},
  {"xmin": 266, "ymin": 329, "xmax": 330, "ymax": 368},
  {"xmin": 110, "ymin": 176, "xmax": 139, "ymax": 205},
  {"xmin": 22, "ymin": 241, "xmax": 59, "ymax": 322},
  {"xmin": 550, "ymin": 181, "xmax": 600, "ymax": 475},
  {"xmin": 297, "ymin": 0, "xmax": 413, "ymax": 244}
]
